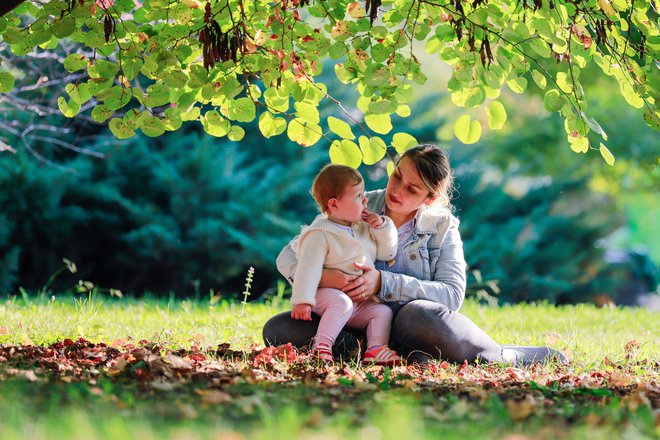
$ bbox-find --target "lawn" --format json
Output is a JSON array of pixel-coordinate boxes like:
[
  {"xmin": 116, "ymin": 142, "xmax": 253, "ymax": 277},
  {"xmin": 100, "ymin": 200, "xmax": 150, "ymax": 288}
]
[{"xmin": 0, "ymin": 293, "xmax": 658, "ymax": 439}]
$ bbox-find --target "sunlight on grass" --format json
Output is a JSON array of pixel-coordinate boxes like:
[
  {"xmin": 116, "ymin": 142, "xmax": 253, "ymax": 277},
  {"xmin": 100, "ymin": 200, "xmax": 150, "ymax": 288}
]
[
  {"xmin": 1, "ymin": 295, "xmax": 657, "ymax": 365},
  {"xmin": 1, "ymin": 294, "xmax": 658, "ymax": 440}
]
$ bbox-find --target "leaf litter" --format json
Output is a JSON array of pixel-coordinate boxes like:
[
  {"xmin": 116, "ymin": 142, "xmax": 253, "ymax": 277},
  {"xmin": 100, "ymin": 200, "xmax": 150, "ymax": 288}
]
[{"xmin": 0, "ymin": 338, "xmax": 658, "ymax": 432}]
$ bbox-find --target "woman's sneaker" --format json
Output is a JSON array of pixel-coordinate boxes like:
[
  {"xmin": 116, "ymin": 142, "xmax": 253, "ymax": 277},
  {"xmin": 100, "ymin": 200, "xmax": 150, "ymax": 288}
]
[{"xmin": 362, "ymin": 345, "xmax": 404, "ymax": 366}]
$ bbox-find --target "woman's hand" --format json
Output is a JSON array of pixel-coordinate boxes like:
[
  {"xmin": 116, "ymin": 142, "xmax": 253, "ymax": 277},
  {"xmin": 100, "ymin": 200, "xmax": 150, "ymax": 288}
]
[
  {"xmin": 319, "ymin": 268, "xmax": 359, "ymax": 290},
  {"xmin": 344, "ymin": 264, "xmax": 382, "ymax": 303},
  {"xmin": 291, "ymin": 303, "xmax": 312, "ymax": 320}
]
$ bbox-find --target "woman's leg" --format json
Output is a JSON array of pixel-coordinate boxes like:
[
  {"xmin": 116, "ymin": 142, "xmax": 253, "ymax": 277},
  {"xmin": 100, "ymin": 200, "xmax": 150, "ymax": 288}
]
[
  {"xmin": 347, "ymin": 302, "xmax": 393, "ymax": 349},
  {"xmin": 390, "ymin": 300, "xmax": 504, "ymax": 364},
  {"xmin": 391, "ymin": 300, "xmax": 568, "ymax": 365},
  {"xmin": 262, "ymin": 298, "xmax": 365, "ymax": 357}
]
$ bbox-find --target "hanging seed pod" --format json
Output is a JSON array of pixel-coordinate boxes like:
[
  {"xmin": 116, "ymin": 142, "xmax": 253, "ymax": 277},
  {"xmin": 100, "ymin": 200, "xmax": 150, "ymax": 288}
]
[{"xmin": 103, "ymin": 15, "xmax": 114, "ymax": 43}]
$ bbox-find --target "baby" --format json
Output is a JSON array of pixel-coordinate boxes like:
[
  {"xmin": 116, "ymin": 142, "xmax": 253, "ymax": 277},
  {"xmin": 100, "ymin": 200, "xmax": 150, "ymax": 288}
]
[{"xmin": 290, "ymin": 164, "xmax": 403, "ymax": 366}]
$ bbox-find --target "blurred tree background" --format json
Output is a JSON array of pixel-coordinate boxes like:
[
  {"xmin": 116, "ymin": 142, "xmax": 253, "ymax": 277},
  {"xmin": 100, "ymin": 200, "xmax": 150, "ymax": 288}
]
[{"xmin": 1, "ymin": 48, "xmax": 658, "ymax": 305}]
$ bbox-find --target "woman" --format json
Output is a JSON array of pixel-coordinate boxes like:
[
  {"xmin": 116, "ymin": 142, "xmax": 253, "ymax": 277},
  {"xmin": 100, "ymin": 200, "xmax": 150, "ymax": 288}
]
[{"xmin": 263, "ymin": 145, "xmax": 567, "ymax": 366}]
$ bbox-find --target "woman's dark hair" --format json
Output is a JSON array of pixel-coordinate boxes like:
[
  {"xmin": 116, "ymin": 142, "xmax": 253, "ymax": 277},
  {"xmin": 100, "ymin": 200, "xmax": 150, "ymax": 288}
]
[{"xmin": 398, "ymin": 144, "xmax": 454, "ymax": 210}]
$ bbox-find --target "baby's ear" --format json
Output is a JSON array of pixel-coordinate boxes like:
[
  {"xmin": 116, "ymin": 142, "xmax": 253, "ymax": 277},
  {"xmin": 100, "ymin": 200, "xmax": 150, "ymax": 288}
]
[{"xmin": 327, "ymin": 197, "xmax": 338, "ymax": 212}]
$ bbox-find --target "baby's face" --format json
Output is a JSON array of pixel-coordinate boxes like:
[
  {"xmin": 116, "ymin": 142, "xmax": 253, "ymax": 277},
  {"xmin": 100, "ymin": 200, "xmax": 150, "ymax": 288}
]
[{"xmin": 331, "ymin": 181, "xmax": 367, "ymax": 224}]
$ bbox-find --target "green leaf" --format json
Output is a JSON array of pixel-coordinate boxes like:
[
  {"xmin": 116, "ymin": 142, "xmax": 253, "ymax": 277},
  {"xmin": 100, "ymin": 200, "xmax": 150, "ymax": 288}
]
[
  {"xmin": 163, "ymin": 108, "xmax": 183, "ymax": 131},
  {"xmin": 395, "ymin": 105, "xmax": 411, "ymax": 117},
  {"xmin": 358, "ymin": 136, "xmax": 387, "ymax": 165},
  {"xmin": 52, "ymin": 17, "xmax": 75, "ymax": 38},
  {"xmin": 108, "ymin": 118, "xmax": 136, "ymax": 139},
  {"xmin": 63, "ymin": 54, "xmax": 88, "ymax": 72},
  {"xmin": 0, "ymin": 71, "xmax": 15, "ymax": 93},
  {"xmin": 57, "ymin": 96, "xmax": 81, "ymax": 118},
  {"xmin": 91, "ymin": 105, "xmax": 113, "ymax": 123},
  {"xmin": 201, "ymin": 110, "xmax": 231, "ymax": 137},
  {"xmin": 228, "ymin": 97, "xmax": 256, "ymax": 123},
  {"xmin": 531, "ymin": 70, "xmax": 547, "ymax": 89},
  {"xmin": 264, "ymin": 87, "xmax": 290, "ymax": 113},
  {"xmin": 328, "ymin": 42, "xmax": 347, "ymax": 59},
  {"xmin": 287, "ymin": 118, "xmax": 322, "ymax": 147},
  {"xmin": 329, "ymin": 140, "xmax": 362, "ymax": 168},
  {"xmin": 392, "ymin": 132, "xmax": 417, "ymax": 153},
  {"xmin": 123, "ymin": 58, "xmax": 143, "ymax": 81},
  {"xmin": 599, "ymin": 143, "xmax": 615, "ymax": 166},
  {"xmin": 620, "ymin": 82, "xmax": 644, "ymax": 108},
  {"xmin": 556, "ymin": 72, "xmax": 573, "ymax": 93},
  {"xmin": 294, "ymin": 102, "xmax": 320, "ymax": 124},
  {"xmin": 258, "ymin": 112, "xmax": 287, "ymax": 138},
  {"xmin": 228, "ymin": 125, "xmax": 245, "ymax": 142},
  {"xmin": 582, "ymin": 113, "xmax": 608, "ymax": 140},
  {"xmin": 506, "ymin": 77, "xmax": 527, "ymax": 94},
  {"xmin": 642, "ymin": 108, "xmax": 660, "ymax": 130},
  {"xmin": 569, "ymin": 136, "xmax": 589, "ymax": 153},
  {"xmin": 66, "ymin": 83, "xmax": 91, "ymax": 104},
  {"xmin": 144, "ymin": 84, "xmax": 171, "ymax": 107},
  {"xmin": 543, "ymin": 89, "xmax": 565, "ymax": 112},
  {"xmin": 138, "ymin": 115, "xmax": 166, "ymax": 137},
  {"xmin": 364, "ymin": 113, "xmax": 392, "ymax": 135},
  {"xmin": 327, "ymin": 116, "xmax": 355, "ymax": 140},
  {"xmin": 454, "ymin": 115, "xmax": 482, "ymax": 144},
  {"xmin": 486, "ymin": 101, "xmax": 507, "ymax": 130}
]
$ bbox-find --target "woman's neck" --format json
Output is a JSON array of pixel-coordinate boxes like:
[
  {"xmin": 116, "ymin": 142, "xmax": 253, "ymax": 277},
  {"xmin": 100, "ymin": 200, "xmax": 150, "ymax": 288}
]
[{"xmin": 385, "ymin": 208, "xmax": 417, "ymax": 228}]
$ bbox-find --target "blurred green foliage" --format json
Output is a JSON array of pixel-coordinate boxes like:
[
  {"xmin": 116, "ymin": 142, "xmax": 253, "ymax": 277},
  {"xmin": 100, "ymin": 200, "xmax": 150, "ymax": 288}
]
[
  {"xmin": 1, "ymin": 56, "xmax": 657, "ymax": 303},
  {"xmin": 0, "ymin": 128, "xmax": 326, "ymax": 296}
]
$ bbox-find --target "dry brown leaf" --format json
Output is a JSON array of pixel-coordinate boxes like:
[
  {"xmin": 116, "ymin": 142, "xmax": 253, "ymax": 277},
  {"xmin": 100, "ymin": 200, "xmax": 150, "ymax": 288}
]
[
  {"xmin": 505, "ymin": 394, "xmax": 537, "ymax": 421},
  {"xmin": 0, "ymin": 326, "xmax": 7, "ymax": 334},
  {"xmin": 609, "ymin": 370, "xmax": 635, "ymax": 387},
  {"xmin": 196, "ymin": 389, "xmax": 231, "ymax": 405}
]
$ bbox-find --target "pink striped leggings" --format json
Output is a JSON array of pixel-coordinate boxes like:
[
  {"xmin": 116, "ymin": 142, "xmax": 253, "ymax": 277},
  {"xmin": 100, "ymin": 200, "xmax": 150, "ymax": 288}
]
[{"xmin": 312, "ymin": 288, "xmax": 393, "ymax": 351}]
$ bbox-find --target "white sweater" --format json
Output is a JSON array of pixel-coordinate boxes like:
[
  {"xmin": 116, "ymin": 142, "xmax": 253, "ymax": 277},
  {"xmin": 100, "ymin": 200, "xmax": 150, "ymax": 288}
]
[{"xmin": 290, "ymin": 214, "xmax": 397, "ymax": 306}]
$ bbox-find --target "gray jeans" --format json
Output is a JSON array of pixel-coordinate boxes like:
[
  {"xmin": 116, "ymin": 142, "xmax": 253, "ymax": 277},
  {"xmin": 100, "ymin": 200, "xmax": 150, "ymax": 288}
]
[{"xmin": 262, "ymin": 299, "xmax": 506, "ymax": 363}]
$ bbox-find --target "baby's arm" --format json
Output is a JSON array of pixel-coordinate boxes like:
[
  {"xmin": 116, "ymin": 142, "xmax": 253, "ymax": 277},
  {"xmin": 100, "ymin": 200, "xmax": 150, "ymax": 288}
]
[
  {"xmin": 369, "ymin": 215, "xmax": 398, "ymax": 261},
  {"xmin": 290, "ymin": 231, "xmax": 328, "ymax": 309}
]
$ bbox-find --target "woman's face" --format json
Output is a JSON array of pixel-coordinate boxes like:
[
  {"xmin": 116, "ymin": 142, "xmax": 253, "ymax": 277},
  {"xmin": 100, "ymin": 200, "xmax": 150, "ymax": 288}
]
[{"xmin": 385, "ymin": 157, "xmax": 435, "ymax": 217}]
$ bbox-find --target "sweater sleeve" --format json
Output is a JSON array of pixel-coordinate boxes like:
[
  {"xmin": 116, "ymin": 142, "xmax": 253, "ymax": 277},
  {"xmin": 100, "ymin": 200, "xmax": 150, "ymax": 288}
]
[
  {"xmin": 378, "ymin": 219, "xmax": 466, "ymax": 311},
  {"xmin": 370, "ymin": 216, "xmax": 398, "ymax": 261},
  {"xmin": 276, "ymin": 239, "xmax": 298, "ymax": 285},
  {"xmin": 290, "ymin": 231, "xmax": 328, "ymax": 307}
]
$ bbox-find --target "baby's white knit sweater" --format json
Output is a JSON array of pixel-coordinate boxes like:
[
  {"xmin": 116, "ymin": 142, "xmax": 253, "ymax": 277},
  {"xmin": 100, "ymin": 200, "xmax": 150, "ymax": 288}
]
[{"xmin": 290, "ymin": 214, "xmax": 398, "ymax": 307}]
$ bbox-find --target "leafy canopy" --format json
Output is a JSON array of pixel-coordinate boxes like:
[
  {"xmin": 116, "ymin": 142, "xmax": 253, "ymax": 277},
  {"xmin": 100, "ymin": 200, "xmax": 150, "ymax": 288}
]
[{"xmin": 0, "ymin": 0, "xmax": 657, "ymax": 167}]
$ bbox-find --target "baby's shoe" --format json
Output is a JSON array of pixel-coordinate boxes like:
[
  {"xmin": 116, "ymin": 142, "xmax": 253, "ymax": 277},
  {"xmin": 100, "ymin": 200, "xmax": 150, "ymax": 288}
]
[
  {"xmin": 311, "ymin": 343, "xmax": 334, "ymax": 364},
  {"xmin": 362, "ymin": 345, "xmax": 404, "ymax": 367}
]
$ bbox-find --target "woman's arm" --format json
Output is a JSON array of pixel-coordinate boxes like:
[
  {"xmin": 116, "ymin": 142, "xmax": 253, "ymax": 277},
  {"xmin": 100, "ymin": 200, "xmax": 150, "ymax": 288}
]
[{"xmin": 378, "ymin": 220, "xmax": 466, "ymax": 310}]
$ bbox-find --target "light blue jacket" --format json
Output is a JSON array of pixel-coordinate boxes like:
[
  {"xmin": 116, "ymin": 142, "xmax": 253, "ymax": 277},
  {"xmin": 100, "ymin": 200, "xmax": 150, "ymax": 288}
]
[{"xmin": 276, "ymin": 189, "xmax": 467, "ymax": 311}]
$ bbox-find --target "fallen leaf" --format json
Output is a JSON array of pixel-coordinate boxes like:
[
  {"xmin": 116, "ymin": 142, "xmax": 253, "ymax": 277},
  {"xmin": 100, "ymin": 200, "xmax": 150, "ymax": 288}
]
[
  {"xmin": 0, "ymin": 326, "xmax": 7, "ymax": 334},
  {"xmin": 609, "ymin": 370, "xmax": 635, "ymax": 387},
  {"xmin": 505, "ymin": 394, "xmax": 538, "ymax": 421},
  {"xmin": 195, "ymin": 389, "xmax": 231, "ymax": 405}
]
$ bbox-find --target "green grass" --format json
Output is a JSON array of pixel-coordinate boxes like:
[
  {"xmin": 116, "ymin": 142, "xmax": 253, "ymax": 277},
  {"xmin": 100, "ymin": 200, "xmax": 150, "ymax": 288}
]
[
  {"xmin": 0, "ymin": 294, "xmax": 658, "ymax": 440},
  {"xmin": 1, "ymin": 294, "xmax": 656, "ymax": 363}
]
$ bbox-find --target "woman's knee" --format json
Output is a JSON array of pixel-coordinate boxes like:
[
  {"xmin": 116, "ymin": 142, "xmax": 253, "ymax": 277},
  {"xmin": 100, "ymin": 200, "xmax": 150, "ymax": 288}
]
[
  {"xmin": 262, "ymin": 311, "xmax": 319, "ymax": 348},
  {"xmin": 394, "ymin": 300, "xmax": 450, "ymax": 331}
]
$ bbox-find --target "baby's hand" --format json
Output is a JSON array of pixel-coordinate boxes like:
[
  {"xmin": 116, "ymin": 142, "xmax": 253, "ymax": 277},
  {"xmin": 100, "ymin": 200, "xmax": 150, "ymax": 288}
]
[
  {"xmin": 291, "ymin": 303, "xmax": 312, "ymax": 321},
  {"xmin": 362, "ymin": 211, "xmax": 384, "ymax": 228}
]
